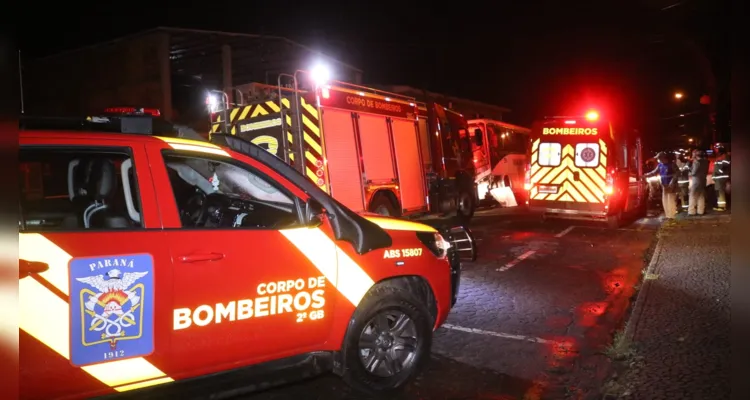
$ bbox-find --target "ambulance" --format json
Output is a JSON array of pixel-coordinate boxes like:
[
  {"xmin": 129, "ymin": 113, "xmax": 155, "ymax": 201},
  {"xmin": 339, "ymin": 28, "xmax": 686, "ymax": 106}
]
[
  {"xmin": 209, "ymin": 78, "xmax": 477, "ymax": 222},
  {"xmin": 18, "ymin": 110, "xmax": 474, "ymax": 399},
  {"xmin": 467, "ymin": 119, "xmax": 530, "ymax": 207},
  {"xmin": 525, "ymin": 111, "xmax": 649, "ymax": 227}
]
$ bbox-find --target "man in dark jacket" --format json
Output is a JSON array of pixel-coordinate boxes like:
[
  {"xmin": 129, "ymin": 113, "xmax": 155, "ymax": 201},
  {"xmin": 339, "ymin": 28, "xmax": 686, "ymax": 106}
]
[
  {"xmin": 712, "ymin": 148, "xmax": 730, "ymax": 211},
  {"xmin": 644, "ymin": 152, "xmax": 678, "ymax": 219}
]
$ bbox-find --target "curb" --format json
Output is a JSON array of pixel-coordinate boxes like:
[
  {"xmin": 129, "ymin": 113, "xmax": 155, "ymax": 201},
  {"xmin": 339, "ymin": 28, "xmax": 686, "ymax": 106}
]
[{"xmin": 621, "ymin": 228, "xmax": 665, "ymax": 344}]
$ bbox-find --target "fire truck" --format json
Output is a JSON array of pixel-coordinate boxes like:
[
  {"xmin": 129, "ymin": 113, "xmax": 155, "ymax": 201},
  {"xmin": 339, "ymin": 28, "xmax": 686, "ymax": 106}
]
[
  {"xmin": 209, "ymin": 78, "xmax": 478, "ymax": 222},
  {"xmin": 525, "ymin": 111, "xmax": 649, "ymax": 228},
  {"xmin": 467, "ymin": 119, "xmax": 530, "ymax": 207}
]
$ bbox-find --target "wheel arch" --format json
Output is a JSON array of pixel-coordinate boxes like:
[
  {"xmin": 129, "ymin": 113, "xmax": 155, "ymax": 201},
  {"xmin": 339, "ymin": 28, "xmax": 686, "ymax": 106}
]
[
  {"xmin": 331, "ymin": 275, "xmax": 437, "ymax": 376},
  {"xmin": 368, "ymin": 189, "xmax": 401, "ymax": 214}
]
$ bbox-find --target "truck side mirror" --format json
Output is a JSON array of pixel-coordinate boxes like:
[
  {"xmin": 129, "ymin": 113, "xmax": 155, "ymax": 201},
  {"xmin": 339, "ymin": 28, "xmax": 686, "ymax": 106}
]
[
  {"xmin": 474, "ymin": 129, "xmax": 483, "ymax": 146},
  {"xmin": 305, "ymin": 198, "xmax": 326, "ymax": 227}
]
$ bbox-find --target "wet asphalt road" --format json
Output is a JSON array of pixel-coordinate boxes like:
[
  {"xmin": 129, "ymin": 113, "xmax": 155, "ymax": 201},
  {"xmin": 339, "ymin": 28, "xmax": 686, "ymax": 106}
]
[{"xmin": 232, "ymin": 207, "xmax": 662, "ymax": 400}]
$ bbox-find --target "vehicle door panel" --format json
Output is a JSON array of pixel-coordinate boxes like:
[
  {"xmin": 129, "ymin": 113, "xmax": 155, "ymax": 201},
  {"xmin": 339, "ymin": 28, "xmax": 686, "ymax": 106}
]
[
  {"xmin": 19, "ymin": 139, "xmax": 175, "ymax": 399},
  {"xmin": 145, "ymin": 145, "xmax": 336, "ymax": 374}
]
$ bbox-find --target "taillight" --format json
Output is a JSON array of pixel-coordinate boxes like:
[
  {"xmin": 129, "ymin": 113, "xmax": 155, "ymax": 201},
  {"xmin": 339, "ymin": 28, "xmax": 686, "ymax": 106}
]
[
  {"xmin": 605, "ymin": 168, "xmax": 614, "ymax": 195},
  {"xmin": 523, "ymin": 164, "xmax": 531, "ymax": 190}
]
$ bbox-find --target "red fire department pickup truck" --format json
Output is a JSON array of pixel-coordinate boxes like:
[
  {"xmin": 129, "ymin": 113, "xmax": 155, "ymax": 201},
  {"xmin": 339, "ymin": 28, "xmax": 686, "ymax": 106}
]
[{"xmin": 18, "ymin": 112, "xmax": 472, "ymax": 399}]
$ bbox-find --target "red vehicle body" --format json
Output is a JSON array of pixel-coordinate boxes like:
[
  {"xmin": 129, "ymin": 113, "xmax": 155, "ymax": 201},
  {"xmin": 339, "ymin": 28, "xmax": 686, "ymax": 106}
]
[
  {"xmin": 415, "ymin": 102, "xmax": 478, "ymax": 219},
  {"xmin": 18, "ymin": 113, "xmax": 470, "ymax": 399},
  {"xmin": 209, "ymin": 80, "xmax": 477, "ymax": 221}
]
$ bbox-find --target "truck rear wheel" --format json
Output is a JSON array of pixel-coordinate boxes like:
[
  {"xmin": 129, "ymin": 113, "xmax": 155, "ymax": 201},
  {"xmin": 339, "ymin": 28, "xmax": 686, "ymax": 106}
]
[
  {"xmin": 340, "ymin": 286, "xmax": 432, "ymax": 396},
  {"xmin": 607, "ymin": 211, "xmax": 623, "ymax": 229}
]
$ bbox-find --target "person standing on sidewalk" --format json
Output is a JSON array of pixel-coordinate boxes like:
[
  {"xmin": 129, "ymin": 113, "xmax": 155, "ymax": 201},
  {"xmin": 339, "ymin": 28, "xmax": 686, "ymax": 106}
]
[
  {"xmin": 644, "ymin": 152, "xmax": 678, "ymax": 219},
  {"xmin": 712, "ymin": 148, "xmax": 730, "ymax": 211},
  {"xmin": 675, "ymin": 155, "xmax": 690, "ymax": 213},
  {"xmin": 689, "ymin": 149, "xmax": 709, "ymax": 216}
]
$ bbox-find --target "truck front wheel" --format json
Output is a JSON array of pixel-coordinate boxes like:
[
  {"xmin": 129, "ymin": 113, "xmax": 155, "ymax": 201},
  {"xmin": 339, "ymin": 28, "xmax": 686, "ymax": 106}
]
[{"xmin": 340, "ymin": 286, "xmax": 433, "ymax": 396}]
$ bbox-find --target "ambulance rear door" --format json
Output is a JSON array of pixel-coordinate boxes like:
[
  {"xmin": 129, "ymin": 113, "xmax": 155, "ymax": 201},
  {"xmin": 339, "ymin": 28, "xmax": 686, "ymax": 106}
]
[{"xmin": 528, "ymin": 122, "xmax": 610, "ymax": 212}]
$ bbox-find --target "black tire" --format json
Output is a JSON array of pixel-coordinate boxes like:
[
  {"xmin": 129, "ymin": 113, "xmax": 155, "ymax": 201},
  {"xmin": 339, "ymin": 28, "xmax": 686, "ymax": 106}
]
[
  {"xmin": 369, "ymin": 194, "xmax": 399, "ymax": 217},
  {"xmin": 455, "ymin": 190, "xmax": 475, "ymax": 222},
  {"xmin": 607, "ymin": 211, "xmax": 622, "ymax": 229},
  {"xmin": 340, "ymin": 286, "xmax": 433, "ymax": 397}
]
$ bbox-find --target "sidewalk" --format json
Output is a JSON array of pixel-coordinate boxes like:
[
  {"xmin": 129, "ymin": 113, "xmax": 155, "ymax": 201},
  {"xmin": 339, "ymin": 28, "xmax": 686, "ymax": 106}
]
[{"xmin": 602, "ymin": 213, "xmax": 731, "ymax": 399}]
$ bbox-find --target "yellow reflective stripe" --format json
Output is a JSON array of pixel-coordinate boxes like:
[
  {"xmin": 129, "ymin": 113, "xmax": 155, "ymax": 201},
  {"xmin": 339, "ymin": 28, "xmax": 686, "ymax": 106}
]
[
  {"xmin": 114, "ymin": 377, "xmax": 175, "ymax": 392},
  {"xmin": 303, "ymin": 115, "xmax": 321, "ymax": 137},
  {"xmin": 304, "ymin": 132, "xmax": 323, "ymax": 155},
  {"xmin": 305, "ymin": 151, "xmax": 318, "ymax": 165},
  {"xmin": 157, "ymin": 137, "xmax": 222, "ymax": 149},
  {"xmin": 279, "ymin": 228, "xmax": 374, "ymax": 307},
  {"xmin": 306, "ymin": 167, "xmax": 319, "ymax": 182},
  {"xmin": 532, "ymin": 139, "xmax": 540, "ymax": 152},
  {"xmin": 20, "ymin": 233, "xmax": 72, "ymax": 295},
  {"xmin": 20, "ymin": 277, "xmax": 71, "ymax": 358},
  {"xmin": 562, "ymin": 144, "xmax": 575, "ymax": 159},
  {"xmin": 281, "ymin": 98, "xmax": 291, "ymax": 108},
  {"xmin": 239, "ymin": 105, "xmax": 252, "ymax": 121},
  {"xmin": 250, "ymin": 106, "xmax": 269, "ymax": 117},
  {"xmin": 265, "ymin": 101, "xmax": 281, "ymax": 113},
  {"xmin": 364, "ymin": 216, "xmax": 437, "ymax": 233},
  {"xmin": 19, "ymin": 234, "xmax": 173, "ymax": 390},
  {"xmin": 229, "ymin": 108, "xmax": 240, "ymax": 121},
  {"xmin": 168, "ymin": 143, "xmax": 231, "ymax": 157},
  {"xmin": 301, "ymin": 98, "xmax": 319, "ymax": 119}
]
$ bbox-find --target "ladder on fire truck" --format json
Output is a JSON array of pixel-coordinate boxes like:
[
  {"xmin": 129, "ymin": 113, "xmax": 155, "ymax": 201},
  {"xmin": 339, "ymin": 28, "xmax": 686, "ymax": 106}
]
[{"xmin": 208, "ymin": 71, "xmax": 420, "ymax": 179}]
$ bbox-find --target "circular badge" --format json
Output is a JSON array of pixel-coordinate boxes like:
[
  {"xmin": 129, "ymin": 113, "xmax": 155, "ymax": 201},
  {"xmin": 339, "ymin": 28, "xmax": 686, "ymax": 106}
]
[{"xmin": 581, "ymin": 148, "xmax": 596, "ymax": 163}]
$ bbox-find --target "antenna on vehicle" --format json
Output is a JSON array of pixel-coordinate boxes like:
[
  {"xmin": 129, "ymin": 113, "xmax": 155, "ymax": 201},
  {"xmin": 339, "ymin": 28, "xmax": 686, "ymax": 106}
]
[{"xmin": 19, "ymin": 50, "xmax": 24, "ymax": 114}]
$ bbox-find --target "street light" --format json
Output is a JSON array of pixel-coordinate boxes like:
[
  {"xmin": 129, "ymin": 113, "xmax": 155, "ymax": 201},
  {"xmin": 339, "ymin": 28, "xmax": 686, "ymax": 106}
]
[{"xmin": 674, "ymin": 92, "xmax": 683, "ymax": 99}]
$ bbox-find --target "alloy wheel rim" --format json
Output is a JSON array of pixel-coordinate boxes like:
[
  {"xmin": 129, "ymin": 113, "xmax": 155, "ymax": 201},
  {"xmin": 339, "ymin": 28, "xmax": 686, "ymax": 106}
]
[{"xmin": 357, "ymin": 310, "xmax": 419, "ymax": 377}]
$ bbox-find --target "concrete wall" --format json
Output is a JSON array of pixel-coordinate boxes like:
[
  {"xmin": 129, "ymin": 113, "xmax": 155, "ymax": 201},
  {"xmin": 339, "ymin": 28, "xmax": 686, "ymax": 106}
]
[{"xmin": 24, "ymin": 32, "xmax": 168, "ymax": 117}]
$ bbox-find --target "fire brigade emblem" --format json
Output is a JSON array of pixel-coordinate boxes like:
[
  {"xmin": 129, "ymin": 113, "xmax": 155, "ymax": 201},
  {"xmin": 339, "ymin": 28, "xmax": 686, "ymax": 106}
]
[
  {"xmin": 69, "ymin": 254, "xmax": 154, "ymax": 367},
  {"xmin": 581, "ymin": 148, "xmax": 596, "ymax": 163}
]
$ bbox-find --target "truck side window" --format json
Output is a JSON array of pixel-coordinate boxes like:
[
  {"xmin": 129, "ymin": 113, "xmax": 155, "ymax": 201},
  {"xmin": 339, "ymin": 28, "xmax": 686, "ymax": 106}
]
[
  {"xmin": 538, "ymin": 142, "xmax": 562, "ymax": 167},
  {"xmin": 19, "ymin": 148, "xmax": 143, "ymax": 231},
  {"xmin": 162, "ymin": 153, "xmax": 302, "ymax": 230}
]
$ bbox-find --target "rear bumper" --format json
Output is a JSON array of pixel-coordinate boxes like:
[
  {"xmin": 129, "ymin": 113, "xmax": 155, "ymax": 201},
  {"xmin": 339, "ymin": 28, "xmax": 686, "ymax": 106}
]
[{"xmin": 529, "ymin": 200, "xmax": 611, "ymax": 221}]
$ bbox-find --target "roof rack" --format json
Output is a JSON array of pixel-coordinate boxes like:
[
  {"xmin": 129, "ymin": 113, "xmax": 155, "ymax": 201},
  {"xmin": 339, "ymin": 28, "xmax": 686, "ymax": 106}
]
[{"xmin": 20, "ymin": 114, "xmax": 178, "ymax": 136}]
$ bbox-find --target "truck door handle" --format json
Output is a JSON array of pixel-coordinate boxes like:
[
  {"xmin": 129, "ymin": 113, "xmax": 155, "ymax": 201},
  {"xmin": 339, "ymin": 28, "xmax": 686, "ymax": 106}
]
[
  {"xmin": 179, "ymin": 253, "xmax": 225, "ymax": 263},
  {"xmin": 19, "ymin": 259, "xmax": 49, "ymax": 279}
]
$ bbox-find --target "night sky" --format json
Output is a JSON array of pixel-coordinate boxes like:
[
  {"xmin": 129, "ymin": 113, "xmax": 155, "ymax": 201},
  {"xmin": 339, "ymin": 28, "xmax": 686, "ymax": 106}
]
[{"xmin": 18, "ymin": 0, "xmax": 729, "ymax": 146}]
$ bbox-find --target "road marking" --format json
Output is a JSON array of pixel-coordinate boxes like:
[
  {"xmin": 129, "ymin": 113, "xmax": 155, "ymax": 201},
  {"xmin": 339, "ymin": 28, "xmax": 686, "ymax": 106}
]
[
  {"xmin": 496, "ymin": 250, "xmax": 536, "ymax": 272},
  {"xmin": 442, "ymin": 324, "xmax": 554, "ymax": 345},
  {"xmin": 555, "ymin": 226, "xmax": 576, "ymax": 238}
]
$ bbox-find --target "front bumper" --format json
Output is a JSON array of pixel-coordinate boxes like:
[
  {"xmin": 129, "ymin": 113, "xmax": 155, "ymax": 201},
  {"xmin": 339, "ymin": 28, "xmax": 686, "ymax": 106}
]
[{"xmin": 441, "ymin": 226, "xmax": 477, "ymax": 307}]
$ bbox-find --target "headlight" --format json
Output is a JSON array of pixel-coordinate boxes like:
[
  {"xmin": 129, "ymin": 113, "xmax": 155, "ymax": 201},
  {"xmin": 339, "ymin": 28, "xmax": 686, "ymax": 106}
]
[{"xmin": 416, "ymin": 231, "xmax": 451, "ymax": 258}]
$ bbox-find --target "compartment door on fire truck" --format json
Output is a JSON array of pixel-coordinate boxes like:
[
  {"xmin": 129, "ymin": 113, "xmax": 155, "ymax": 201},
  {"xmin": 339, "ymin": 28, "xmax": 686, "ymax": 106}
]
[
  {"xmin": 19, "ymin": 140, "xmax": 174, "ymax": 397},
  {"xmin": 391, "ymin": 117, "xmax": 428, "ymax": 211},
  {"xmin": 321, "ymin": 108, "xmax": 366, "ymax": 212},
  {"xmin": 150, "ymin": 146, "xmax": 335, "ymax": 373}
]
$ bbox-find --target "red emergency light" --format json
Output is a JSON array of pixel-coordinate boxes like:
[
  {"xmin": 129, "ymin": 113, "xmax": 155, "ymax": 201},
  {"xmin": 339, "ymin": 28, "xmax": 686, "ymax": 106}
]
[
  {"xmin": 104, "ymin": 107, "xmax": 161, "ymax": 117},
  {"xmin": 585, "ymin": 110, "xmax": 599, "ymax": 121}
]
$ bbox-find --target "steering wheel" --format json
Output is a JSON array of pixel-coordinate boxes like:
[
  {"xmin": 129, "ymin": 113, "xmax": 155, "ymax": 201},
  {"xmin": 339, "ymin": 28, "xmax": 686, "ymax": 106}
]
[{"xmin": 182, "ymin": 191, "xmax": 208, "ymax": 227}]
